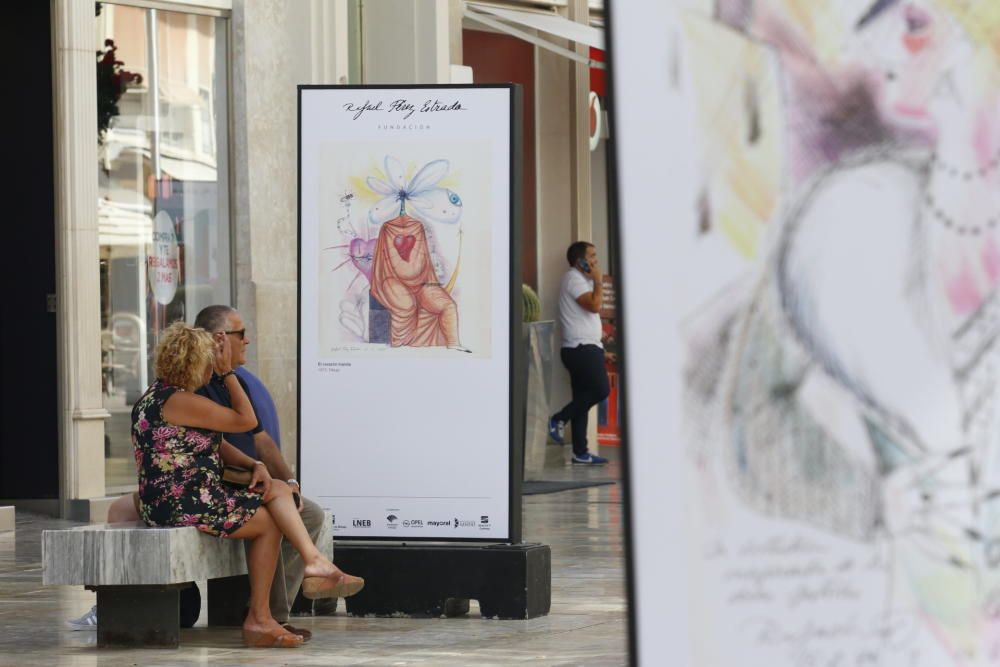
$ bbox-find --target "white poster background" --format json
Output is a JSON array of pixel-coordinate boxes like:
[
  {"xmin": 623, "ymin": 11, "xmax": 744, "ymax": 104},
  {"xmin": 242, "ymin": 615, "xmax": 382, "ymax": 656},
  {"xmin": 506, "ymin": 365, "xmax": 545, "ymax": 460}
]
[
  {"xmin": 612, "ymin": 3, "xmax": 990, "ymax": 666},
  {"xmin": 299, "ymin": 87, "xmax": 512, "ymax": 540}
]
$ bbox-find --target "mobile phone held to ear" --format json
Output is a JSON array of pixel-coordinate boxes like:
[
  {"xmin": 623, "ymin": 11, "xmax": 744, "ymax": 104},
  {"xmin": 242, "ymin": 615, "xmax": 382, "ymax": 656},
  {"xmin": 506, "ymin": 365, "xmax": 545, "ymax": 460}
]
[{"xmin": 577, "ymin": 258, "xmax": 591, "ymax": 273}]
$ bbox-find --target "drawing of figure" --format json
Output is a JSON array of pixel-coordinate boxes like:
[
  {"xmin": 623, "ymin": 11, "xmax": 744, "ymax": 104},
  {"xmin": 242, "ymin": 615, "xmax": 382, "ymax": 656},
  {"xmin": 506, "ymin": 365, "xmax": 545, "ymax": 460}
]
[
  {"xmin": 324, "ymin": 154, "xmax": 468, "ymax": 351},
  {"xmin": 370, "ymin": 214, "xmax": 461, "ymax": 348},
  {"xmin": 684, "ymin": 0, "xmax": 1000, "ymax": 660}
]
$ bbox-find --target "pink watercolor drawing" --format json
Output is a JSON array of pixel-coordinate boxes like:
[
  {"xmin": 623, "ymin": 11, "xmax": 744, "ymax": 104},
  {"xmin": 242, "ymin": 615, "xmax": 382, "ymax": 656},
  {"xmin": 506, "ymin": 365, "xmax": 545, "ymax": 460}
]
[{"xmin": 679, "ymin": 1, "xmax": 1000, "ymax": 661}]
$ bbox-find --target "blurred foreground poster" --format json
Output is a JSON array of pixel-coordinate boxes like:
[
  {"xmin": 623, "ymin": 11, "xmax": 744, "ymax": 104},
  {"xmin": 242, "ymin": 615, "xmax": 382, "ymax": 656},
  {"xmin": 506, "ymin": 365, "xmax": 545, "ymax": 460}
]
[{"xmin": 611, "ymin": 2, "xmax": 1000, "ymax": 664}]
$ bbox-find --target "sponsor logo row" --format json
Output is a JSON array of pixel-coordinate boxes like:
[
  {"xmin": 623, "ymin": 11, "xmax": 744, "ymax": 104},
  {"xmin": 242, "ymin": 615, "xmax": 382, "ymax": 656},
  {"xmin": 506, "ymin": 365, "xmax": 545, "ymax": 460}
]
[{"xmin": 332, "ymin": 514, "xmax": 492, "ymax": 531}]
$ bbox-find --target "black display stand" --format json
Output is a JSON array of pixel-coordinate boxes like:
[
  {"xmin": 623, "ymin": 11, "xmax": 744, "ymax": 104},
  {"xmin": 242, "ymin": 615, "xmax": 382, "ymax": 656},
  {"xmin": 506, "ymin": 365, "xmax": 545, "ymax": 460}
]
[
  {"xmin": 334, "ymin": 542, "xmax": 551, "ymax": 619},
  {"xmin": 297, "ymin": 85, "xmax": 551, "ymax": 621}
]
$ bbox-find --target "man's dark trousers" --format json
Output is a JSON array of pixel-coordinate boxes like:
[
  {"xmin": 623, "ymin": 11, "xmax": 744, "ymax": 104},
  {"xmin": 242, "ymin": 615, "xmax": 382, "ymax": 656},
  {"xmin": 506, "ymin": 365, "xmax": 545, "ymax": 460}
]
[{"xmin": 553, "ymin": 344, "xmax": 610, "ymax": 456}]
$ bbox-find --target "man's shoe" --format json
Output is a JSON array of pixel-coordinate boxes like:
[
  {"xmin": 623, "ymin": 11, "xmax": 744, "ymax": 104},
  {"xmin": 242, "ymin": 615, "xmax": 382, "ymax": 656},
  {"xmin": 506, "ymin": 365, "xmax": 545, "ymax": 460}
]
[
  {"xmin": 66, "ymin": 605, "xmax": 97, "ymax": 631},
  {"xmin": 571, "ymin": 452, "xmax": 608, "ymax": 465},
  {"xmin": 548, "ymin": 417, "xmax": 566, "ymax": 444},
  {"xmin": 312, "ymin": 597, "xmax": 338, "ymax": 616},
  {"xmin": 289, "ymin": 590, "xmax": 313, "ymax": 617},
  {"xmin": 180, "ymin": 582, "xmax": 201, "ymax": 628}
]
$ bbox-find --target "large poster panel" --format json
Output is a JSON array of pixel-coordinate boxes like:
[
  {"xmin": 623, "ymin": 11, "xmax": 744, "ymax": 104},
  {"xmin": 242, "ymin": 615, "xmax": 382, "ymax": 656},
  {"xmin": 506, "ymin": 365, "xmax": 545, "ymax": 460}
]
[
  {"xmin": 299, "ymin": 85, "xmax": 516, "ymax": 541},
  {"xmin": 611, "ymin": 2, "xmax": 1000, "ymax": 664}
]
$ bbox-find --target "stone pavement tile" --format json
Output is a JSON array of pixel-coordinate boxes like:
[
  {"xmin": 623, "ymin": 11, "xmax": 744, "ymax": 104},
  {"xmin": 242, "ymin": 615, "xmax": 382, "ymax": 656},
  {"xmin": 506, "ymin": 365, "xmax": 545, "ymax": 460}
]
[{"xmin": 0, "ymin": 451, "xmax": 628, "ymax": 666}]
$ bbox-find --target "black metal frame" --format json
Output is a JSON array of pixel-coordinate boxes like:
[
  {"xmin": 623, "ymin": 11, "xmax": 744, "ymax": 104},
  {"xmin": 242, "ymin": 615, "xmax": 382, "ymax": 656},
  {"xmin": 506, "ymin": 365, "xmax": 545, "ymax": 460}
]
[
  {"xmin": 296, "ymin": 83, "xmax": 524, "ymax": 544},
  {"xmin": 603, "ymin": 6, "xmax": 639, "ymax": 665}
]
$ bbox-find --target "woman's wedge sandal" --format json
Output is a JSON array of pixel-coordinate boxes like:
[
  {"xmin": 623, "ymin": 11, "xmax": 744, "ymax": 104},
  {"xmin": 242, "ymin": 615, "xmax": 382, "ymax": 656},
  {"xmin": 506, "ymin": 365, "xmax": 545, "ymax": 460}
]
[
  {"xmin": 242, "ymin": 626, "xmax": 305, "ymax": 648},
  {"xmin": 301, "ymin": 571, "xmax": 365, "ymax": 599}
]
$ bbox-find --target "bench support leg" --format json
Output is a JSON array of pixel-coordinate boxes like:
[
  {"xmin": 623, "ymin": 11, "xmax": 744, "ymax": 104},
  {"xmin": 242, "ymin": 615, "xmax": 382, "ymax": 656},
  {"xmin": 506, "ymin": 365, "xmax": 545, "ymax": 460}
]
[
  {"xmin": 207, "ymin": 574, "xmax": 250, "ymax": 626},
  {"xmin": 96, "ymin": 585, "xmax": 179, "ymax": 648}
]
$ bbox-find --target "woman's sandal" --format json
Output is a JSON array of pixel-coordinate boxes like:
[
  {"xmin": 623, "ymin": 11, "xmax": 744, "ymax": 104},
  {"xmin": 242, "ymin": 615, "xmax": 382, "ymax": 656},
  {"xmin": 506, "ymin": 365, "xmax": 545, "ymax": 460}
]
[
  {"xmin": 301, "ymin": 570, "xmax": 365, "ymax": 599},
  {"xmin": 242, "ymin": 626, "xmax": 305, "ymax": 648}
]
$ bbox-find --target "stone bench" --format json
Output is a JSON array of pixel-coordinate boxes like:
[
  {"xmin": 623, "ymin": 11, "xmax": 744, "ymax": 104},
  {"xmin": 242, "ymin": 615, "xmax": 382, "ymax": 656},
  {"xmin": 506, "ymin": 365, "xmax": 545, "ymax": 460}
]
[
  {"xmin": 42, "ymin": 521, "xmax": 254, "ymax": 647},
  {"xmin": 0, "ymin": 506, "xmax": 13, "ymax": 532}
]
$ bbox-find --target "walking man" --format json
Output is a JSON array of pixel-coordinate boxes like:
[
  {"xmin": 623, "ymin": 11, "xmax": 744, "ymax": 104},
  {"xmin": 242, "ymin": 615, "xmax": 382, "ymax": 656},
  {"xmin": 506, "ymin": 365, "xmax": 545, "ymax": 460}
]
[{"xmin": 549, "ymin": 242, "xmax": 610, "ymax": 464}]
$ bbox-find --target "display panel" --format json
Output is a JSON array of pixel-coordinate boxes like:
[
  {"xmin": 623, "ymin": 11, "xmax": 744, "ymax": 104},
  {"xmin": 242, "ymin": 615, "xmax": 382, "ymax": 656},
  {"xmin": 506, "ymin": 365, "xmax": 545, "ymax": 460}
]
[
  {"xmin": 299, "ymin": 85, "xmax": 518, "ymax": 541},
  {"xmin": 611, "ymin": 2, "xmax": 1000, "ymax": 664}
]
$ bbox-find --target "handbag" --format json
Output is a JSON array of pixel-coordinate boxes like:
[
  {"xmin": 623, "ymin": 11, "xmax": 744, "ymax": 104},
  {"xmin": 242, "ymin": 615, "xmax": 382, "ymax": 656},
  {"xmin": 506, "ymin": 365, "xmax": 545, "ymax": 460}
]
[
  {"xmin": 221, "ymin": 465, "xmax": 253, "ymax": 487},
  {"xmin": 221, "ymin": 464, "xmax": 297, "ymax": 504}
]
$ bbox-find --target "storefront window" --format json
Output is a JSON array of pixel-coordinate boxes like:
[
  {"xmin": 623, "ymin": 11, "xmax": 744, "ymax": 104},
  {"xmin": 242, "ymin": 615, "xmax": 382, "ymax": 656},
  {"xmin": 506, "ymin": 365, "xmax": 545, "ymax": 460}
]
[{"xmin": 97, "ymin": 4, "xmax": 231, "ymax": 493}]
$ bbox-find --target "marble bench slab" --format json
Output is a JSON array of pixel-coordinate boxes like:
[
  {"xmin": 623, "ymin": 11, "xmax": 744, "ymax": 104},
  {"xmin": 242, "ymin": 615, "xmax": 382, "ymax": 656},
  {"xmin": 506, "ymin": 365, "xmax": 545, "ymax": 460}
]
[
  {"xmin": 42, "ymin": 521, "xmax": 247, "ymax": 586},
  {"xmin": 0, "ymin": 506, "xmax": 13, "ymax": 532}
]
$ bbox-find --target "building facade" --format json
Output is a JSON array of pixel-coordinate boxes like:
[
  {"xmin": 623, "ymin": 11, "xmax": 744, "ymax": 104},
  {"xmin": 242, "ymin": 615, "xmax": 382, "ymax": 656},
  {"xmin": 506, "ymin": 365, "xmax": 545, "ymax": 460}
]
[{"xmin": 1, "ymin": 0, "xmax": 607, "ymax": 519}]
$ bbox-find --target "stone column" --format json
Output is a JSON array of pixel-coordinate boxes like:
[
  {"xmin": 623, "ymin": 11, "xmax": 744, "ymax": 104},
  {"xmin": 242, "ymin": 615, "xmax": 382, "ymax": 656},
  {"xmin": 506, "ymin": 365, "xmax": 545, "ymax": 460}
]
[
  {"xmin": 361, "ymin": 0, "xmax": 451, "ymax": 84},
  {"xmin": 566, "ymin": 0, "xmax": 598, "ymax": 450},
  {"xmin": 567, "ymin": 0, "xmax": 592, "ymax": 243},
  {"xmin": 311, "ymin": 0, "xmax": 351, "ymax": 85},
  {"xmin": 535, "ymin": 44, "xmax": 574, "ymax": 417},
  {"xmin": 534, "ymin": 2, "xmax": 598, "ymax": 449},
  {"xmin": 448, "ymin": 0, "xmax": 464, "ymax": 66},
  {"xmin": 232, "ymin": 0, "xmax": 352, "ymax": 471},
  {"xmin": 52, "ymin": 0, "xmax": 110, "ymax": 509}
]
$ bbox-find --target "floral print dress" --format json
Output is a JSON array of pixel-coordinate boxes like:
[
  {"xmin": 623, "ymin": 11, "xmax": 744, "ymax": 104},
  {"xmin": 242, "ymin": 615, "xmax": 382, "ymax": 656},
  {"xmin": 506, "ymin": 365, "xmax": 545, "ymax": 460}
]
[{"xmin": 131, "ymin": 379, "xmax": 262, "ymax": 536}]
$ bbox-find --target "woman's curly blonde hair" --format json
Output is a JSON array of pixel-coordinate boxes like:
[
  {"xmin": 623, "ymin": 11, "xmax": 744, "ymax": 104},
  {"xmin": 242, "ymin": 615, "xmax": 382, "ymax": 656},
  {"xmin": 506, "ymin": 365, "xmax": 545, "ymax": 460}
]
[{"xmin": 154, "ymin": 321, "xmax": 215, "ymax": 391}]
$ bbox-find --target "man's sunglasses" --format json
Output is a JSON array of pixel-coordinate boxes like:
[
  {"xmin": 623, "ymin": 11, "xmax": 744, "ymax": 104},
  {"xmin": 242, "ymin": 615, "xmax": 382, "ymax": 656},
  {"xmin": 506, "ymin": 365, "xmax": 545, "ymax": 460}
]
[{"xmin": 224, "ymin": 329, "xmax": 247, "ymax": 340}]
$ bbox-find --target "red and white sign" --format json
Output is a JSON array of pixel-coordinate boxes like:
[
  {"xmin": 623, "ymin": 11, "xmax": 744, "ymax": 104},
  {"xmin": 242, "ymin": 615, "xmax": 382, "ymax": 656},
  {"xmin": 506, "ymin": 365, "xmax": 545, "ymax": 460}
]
[
  {"xmin": 589, "ymin": 91, "xmax": 603, "ymax": 151},
  {"xmin": 148, "ymin": 210, "xmax": 179, "ymax": 305}
]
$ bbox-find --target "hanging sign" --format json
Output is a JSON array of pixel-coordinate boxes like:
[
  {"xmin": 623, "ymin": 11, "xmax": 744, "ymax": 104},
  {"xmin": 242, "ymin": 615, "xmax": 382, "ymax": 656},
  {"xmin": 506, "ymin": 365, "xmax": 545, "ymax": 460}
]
[{"xmin": 147, "ymin": 210, "xmax": 178, "ymax": 305}]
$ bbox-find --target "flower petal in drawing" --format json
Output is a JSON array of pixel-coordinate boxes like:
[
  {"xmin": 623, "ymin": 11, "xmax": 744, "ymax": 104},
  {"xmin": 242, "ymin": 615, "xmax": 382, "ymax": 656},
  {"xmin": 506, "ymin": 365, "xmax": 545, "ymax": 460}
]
[
  {"xmin": 364, "ymin": 155, "xmax": 463, "ymax": 226},
  {"xmin": 366, "ymin": 175, "xmax": 395, "ymax": 196},
  {"xmin": 407, "ymin": 159, "xmax": 450, "ymax": 193},
  {"xmin": 369, "ymin": 193, "xmax": 401, "ymax": 225},
  {"xmin": 384, "ymin": 156, "xmax": 407, "ymax": 190},
  {"xmin": 409, "ymin": 188, "xmax": 463, "ymax": 225}
]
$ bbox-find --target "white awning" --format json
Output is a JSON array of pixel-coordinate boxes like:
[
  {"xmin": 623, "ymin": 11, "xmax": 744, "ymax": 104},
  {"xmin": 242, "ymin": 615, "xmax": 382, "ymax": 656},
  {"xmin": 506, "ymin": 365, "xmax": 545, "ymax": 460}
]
[{"xmin": 465, "ymin": 2, "xmax": 605, "ymax": 69}]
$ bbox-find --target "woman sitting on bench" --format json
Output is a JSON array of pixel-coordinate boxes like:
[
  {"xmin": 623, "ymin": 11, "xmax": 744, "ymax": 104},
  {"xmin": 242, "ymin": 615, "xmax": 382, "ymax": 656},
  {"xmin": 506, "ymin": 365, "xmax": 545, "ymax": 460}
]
[{"xmin": 131, "ymin": 322, "xmax": 364, "ymax": 648}]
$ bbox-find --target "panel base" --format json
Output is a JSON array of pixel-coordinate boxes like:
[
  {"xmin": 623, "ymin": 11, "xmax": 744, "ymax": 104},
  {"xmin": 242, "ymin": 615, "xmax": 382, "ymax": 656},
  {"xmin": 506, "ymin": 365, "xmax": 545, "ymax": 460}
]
[{"xmin": 334, "ymin": 542, "xmax": 551, "ymax": 620}]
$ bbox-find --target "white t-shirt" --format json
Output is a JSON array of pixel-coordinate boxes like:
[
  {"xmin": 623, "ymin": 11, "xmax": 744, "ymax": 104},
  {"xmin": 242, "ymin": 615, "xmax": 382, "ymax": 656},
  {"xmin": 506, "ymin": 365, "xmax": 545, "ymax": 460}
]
[{"xmin": 558, "ymin": 268, "xmax": 603, "ymax": 348}]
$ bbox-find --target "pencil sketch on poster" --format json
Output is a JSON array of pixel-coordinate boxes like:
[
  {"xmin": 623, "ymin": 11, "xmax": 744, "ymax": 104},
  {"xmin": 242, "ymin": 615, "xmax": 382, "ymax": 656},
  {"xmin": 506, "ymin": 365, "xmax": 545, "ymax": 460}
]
[
  {"xmin": 317, "ymin": 143, "xmax": 492, "ymax": 359},
  {"xmin": 669, "ymin": 1, "xmax": 1000, "ymax": 664}
]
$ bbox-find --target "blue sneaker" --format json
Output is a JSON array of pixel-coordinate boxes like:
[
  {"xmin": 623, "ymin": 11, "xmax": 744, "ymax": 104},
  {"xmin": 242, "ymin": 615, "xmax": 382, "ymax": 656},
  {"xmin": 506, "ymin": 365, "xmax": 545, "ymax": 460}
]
[
  {"xmin": 66, "ymin": 605, "xmax": 97, "ymax": 631},
  {"xmin": 548, "ymin": 417, "xmax": 566, "ymax": 444},
  {"xmin": 572, "ymin": 452, "xmax": 608, "ymax": 464}
]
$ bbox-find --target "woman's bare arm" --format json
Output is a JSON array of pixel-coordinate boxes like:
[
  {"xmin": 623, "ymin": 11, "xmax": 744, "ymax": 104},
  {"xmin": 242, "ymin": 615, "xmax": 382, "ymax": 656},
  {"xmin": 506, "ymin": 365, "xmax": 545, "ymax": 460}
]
[
  {"xmin": 159, "ymin": 329, "xmax": 257, "ymax": 433},
  {"xmin": 162, "ymin": 388, "xmax": 258, "ymax": 433}
]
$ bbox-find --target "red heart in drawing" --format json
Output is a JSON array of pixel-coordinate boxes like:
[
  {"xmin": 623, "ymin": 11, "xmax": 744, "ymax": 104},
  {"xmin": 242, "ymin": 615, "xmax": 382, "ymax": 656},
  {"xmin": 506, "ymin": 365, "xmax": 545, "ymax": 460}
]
[
  {"xmin": 349, "ymin": 238, "xmax": 376, "ymax": 281},
  {"xmin": 394, "ymin": 234, "xmax": 416, "ymax": 262}
]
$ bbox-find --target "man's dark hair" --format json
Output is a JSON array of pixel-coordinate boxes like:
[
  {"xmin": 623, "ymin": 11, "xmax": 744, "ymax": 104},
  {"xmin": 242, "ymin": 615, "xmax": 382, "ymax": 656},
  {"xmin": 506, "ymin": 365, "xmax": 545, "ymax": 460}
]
[
  {"xmin": 194, "ymin": 305, "xmax": 235, "ymax": 333},
  {"xmin": 566, "ymin": 241, "xmax": 593, "ymax": 267}
]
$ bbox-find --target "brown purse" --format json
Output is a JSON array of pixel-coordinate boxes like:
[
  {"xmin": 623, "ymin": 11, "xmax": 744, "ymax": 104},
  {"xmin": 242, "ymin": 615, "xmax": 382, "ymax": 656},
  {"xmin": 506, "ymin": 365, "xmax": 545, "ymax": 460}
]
[
  {"xmin": 221, "ymin": 465, "xmax": 253, "ymax": 487},
  {"xmin": 221, "ymin": 464, "xmax": 297, "ymax": 503}
]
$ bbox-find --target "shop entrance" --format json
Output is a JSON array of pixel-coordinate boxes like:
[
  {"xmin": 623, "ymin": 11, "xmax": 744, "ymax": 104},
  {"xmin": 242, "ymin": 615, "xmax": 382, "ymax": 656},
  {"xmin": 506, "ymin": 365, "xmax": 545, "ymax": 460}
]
[{"xmin": 0, "ymin": 3, "xmax": 59, "ymax": 500}]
